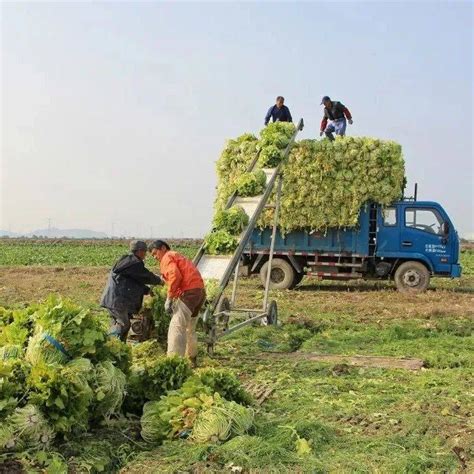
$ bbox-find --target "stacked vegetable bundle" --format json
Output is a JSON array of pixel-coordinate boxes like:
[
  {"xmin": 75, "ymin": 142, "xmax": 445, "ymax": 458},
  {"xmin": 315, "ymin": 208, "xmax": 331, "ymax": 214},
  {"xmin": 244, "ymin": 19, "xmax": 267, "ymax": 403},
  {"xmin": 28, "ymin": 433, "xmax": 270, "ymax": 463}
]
[
  {"xmin": 212, "ymin": 128, "xmax": 405, "ymax": 235},
  {"xmin": 204, "ymin": 123, "xmax": 296, "ymax": 254},
  {"xmin": 141, "ymin": 368, "xmax": 253, "ymax": 444},
  {"xmin": 0, "ymin": 296, "xmax": 132, "ymax": 451},
  {"xmin": 0, "ymin": 297, "xmax": 254, "ymax": 471}
]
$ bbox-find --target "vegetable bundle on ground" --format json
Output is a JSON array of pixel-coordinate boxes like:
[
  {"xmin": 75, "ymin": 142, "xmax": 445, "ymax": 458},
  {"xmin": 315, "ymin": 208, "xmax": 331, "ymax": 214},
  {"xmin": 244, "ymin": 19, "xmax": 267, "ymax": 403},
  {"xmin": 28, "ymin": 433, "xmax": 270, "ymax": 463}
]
[
  {"xmin": 213, "ymin": 130, "xmax": 405, "ymax": 234},
  {"xmin": 26, "ymin": 295, "xmax": 107, "ymax": 364},
  {"xmin": 0, "ymin": 297, "xmax": 132, "ymax": 465},
  {"xmin": 140, "ymin": 371, "xmax": 253, "ymax": 444},
  {"xmin": 1, "ymin": 297, "xmax": 255, "ymax": 472}
]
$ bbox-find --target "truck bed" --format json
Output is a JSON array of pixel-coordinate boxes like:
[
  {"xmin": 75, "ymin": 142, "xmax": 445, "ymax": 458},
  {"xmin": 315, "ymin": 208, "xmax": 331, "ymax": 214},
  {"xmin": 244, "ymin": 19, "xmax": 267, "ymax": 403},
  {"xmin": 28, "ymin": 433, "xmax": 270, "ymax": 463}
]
[{"xmin": 247, "ymin": 206, "xmax": 370, "ymax": 256}]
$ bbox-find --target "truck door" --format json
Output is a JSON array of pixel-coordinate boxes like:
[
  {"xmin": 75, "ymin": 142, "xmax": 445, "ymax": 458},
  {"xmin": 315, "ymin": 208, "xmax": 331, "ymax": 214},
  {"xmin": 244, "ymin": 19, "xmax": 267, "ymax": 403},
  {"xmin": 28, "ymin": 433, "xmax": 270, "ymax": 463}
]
[
  {"xmin": 376, "ymin": 206, "xmax": 400, "ymax": 253},
  {"xmin": 401, "ymin": 206, "xmax": 451, "ymax": 273}
]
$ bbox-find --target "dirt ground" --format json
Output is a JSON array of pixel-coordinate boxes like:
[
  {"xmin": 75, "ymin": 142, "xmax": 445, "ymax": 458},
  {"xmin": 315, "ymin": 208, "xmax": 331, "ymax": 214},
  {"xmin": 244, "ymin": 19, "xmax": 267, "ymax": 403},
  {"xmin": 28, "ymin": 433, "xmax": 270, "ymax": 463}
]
[
  {"xmin": 1, "ymin": 266, "xmax": 473, "ymax": 319},
  {"xmin": 0, "ymin": 266, "xmax": 109, "ymax": 307}
]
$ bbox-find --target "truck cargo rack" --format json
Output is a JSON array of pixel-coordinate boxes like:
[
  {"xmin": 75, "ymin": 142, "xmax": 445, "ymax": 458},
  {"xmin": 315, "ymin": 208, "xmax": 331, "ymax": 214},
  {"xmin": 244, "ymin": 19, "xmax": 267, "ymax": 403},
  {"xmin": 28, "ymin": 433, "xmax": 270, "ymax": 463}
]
[{"xmin": 193, "ymin": 119, "xmax": 304, "ymax": 355}]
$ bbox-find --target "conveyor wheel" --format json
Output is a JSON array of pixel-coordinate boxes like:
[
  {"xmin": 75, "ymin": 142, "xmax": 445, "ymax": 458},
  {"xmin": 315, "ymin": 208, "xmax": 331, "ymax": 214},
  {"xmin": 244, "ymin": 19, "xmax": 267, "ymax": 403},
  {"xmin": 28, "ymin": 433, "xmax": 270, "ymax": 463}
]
[{"xmin": 262, "ymin": 300, "xmax": 278, "ymax": 326}]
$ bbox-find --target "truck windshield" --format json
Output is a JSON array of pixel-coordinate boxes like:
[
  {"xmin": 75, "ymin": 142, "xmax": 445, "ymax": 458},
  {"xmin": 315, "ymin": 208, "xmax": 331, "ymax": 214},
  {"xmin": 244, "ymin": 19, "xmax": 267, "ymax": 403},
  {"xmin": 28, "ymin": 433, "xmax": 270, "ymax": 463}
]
[{"xmin": 405, "ymin": 208, "xmax": 444, "ymax": 235}]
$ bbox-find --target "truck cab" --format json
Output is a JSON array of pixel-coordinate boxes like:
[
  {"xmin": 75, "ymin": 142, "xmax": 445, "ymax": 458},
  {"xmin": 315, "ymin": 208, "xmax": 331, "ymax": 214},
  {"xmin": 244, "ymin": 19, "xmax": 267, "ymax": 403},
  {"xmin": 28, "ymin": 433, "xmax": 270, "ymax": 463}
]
[
  {"xmin": 244, "ymin": 200, "xmax": 461, "ymax": 292},
  {"xmin": 375, "ymin": 201, "xmax": 461, "ymax": 289}
]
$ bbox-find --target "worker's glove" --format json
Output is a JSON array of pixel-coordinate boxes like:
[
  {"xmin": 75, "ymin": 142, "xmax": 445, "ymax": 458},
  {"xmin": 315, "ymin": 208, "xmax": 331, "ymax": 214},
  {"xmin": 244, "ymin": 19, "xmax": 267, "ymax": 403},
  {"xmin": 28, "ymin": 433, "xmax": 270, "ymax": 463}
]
[
  {"xmin": 319, "ymin": 131, "xmax": 324, "ymax": 137},
  {"xmin": 348, "ymin": 119, "xmax": 353, "ymax": 125},
  {"xmin": 164, "ymin": 298, "xmax": 174, "ymax": 316}
]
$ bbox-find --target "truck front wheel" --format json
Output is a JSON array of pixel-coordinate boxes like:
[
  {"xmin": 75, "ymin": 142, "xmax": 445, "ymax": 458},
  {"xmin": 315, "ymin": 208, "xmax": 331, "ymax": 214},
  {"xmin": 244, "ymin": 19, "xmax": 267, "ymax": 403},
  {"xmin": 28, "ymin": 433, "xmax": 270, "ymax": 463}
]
[
  {"xmin": 260, "ymin": 258, "xmax": 296, "ymax": 290},
  {"xmin": 394, "ymin": 261, "xmax": 430, "ymax": 292}
]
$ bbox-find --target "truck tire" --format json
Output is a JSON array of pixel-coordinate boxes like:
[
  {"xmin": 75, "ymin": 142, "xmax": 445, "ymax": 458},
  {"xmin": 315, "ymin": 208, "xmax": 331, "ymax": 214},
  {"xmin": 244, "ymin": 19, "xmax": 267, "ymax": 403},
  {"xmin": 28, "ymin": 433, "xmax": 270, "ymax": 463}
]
[
  {"xmin": 260, "ymin": 258, "xmax": 296, "ymax": 290},
  {"xmin": 394, "ymin": 261, "xmax": 430, "ymax": 292}
]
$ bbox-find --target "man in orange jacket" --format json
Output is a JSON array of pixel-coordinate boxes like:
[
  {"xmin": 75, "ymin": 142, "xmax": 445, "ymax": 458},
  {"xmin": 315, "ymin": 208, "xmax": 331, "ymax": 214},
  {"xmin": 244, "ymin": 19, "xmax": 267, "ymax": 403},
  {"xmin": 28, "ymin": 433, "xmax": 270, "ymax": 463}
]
[{"xmin": 149, "ymin": 240, "xmax": 206, "ymax": 366}]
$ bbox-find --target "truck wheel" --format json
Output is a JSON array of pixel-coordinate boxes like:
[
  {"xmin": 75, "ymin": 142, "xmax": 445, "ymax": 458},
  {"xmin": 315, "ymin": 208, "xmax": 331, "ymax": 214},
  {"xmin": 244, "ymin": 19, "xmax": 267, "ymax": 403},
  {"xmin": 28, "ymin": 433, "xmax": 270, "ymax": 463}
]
[
  {"xmin": 394, "ymin": 261, "xmax": 430, "ymax": 292},
  {"xmin": 260, "ymin": 258, "xmax": 296, "ymax": 290}
]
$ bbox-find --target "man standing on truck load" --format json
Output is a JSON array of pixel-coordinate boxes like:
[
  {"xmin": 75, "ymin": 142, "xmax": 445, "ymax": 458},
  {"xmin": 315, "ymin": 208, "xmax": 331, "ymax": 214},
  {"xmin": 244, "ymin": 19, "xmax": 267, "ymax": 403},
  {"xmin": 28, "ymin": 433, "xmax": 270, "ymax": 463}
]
[
  {"xmin": 319, "ymin": 96, "xmax": 353, "ymax": 140},
  {"xmin": 264, "ymin": 96, "xmax": 293, "ymax": 125},
  {"xmin": 100, "ymin": 240, "xmax": 162, "ymax": 341},
  {"xmin": 149, "ymin": 240, "xmax": 206, "ymax": 367}
]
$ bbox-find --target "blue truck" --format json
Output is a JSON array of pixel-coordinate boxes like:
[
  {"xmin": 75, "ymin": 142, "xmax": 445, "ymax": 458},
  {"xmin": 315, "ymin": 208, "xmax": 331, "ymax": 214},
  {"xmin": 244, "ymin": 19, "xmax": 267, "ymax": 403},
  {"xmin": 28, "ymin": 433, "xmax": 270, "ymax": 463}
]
[{"xmin": 243, "ymin": 200, "xmax": 462, "ymax": 292}]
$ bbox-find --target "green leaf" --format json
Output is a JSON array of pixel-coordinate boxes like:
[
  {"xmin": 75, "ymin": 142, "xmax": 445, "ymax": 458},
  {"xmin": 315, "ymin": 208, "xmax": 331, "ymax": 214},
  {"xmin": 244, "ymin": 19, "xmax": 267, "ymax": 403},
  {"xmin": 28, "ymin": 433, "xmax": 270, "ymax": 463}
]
[
  {"xmin": 54, "ymin": 397, "xmax": 65, "ymax": 409},
  {"xmin": 295, "ymin": 437, "xmax": 312, "ymax": 456}
]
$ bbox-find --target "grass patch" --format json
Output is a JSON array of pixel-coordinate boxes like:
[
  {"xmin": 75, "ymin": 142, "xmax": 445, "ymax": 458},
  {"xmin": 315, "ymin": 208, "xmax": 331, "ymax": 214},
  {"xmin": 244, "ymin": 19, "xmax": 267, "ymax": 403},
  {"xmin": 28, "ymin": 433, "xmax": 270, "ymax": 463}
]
[
  {"xmin": 300, "ymin": 319, "xmax": 473, "ymax": 368},
  {"xmin": 1, "ymin": 248, "xmax": 473, "ymax": 472}
]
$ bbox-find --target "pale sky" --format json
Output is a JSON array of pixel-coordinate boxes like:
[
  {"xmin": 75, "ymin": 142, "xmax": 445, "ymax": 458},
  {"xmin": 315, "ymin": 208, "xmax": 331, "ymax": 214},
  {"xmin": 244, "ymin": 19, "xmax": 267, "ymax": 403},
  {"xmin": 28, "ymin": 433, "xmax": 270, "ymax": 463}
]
[{"xmin": 1, "ymin": 1, "xmax": 473, "ymax": 238}]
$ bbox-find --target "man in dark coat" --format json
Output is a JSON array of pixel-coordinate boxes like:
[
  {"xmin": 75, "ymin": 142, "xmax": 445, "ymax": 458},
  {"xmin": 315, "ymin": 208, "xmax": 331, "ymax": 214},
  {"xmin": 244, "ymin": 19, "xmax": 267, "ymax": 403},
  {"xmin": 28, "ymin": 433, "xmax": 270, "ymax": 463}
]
[
  {"xmin": 264, "ymin": 96, "xmax": 293, "ymax": 126},
  {"xmin": 100, "ymin": 240, "xmax": 162, "ymax": 340}
]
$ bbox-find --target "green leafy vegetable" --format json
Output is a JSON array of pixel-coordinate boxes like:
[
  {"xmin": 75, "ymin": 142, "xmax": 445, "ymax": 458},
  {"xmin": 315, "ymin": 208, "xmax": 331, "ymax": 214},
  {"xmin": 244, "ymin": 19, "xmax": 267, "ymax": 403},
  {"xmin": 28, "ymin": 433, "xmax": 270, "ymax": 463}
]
[
  {"xmin": 59, "ymin": 432, "xmax": 137, "ymax": 474},
  {"xmin": 140, "ymin": 374, "xmax": 253, "ymax": 445},
  {"xmin": 125, "ymin": 355, "xmax": 192, "ymax": 415},
  {"xmin": 196, "ymin": 367, "xmax": 253, "ymax": 405},
  {"xmin": 213, "ymin": 206, "xmax": 249, "ymax": 234},
  {"xmin": 258, "ymin": 122, "xmax": 296, "ymax": 168},
  {"xmin": 93, "ymin": 337, "xmax": 132, "ymax": 374},
  {"xmin": 0, "ymin": 307, "xmax": 34, "ymax": 349},
  {"xmin": 214, "ymin": 134, "xmax": 259, "ymax": 212},
  {"xmin": 204, "ymin": 279, "xmax": 220, "ymax": 305},
  {"xmin": 131, "ymin": 340, "xmax": 165, "ymax": 365},
  {"xmin": 1, "ymin": 404, "xmax": 55, "ymax": 453},
  {"xmin": 191, "ymin": 394, "xmax": 254, "ymax": 443},
  {"xmin": 234, "ymin": 171, "xmax": 267, "ymax": 197},
  {"xmin": 92, "ymin": 361, "xmax": 127, "ymax": 420},
  {"xmin": 30, "ymin": 295, "xmax": 107, "ymax": 360},
  {"xmin": 25, "ymin": 332, "xmax": 70, "ymax": 366},
  {"xmin": 140, "ymin": 378, "xmax": 214, "ymax": 443},
  {"xmin": 203, "ymin": 230, "xmax": 238, "ymax": 255},
  {"xmin": 0, "ymin": 344, "xmax": 22, "ymax": 361},
  {"xmin": 147, "ymin": 286, "xmax": 170, "ymax": 344},
  {"xmin": 27, "ymin": 358, "xmax": 94, "ymax": 433},
  {"xmin": 0, "ymin": 359, "xmax": 31, "ymax": 418}
]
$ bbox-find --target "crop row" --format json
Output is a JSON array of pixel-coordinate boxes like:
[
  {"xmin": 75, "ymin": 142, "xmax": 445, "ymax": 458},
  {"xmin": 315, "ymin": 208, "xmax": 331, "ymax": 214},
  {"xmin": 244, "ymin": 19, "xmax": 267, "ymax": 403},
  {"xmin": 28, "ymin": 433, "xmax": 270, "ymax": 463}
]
[{"xmin": 0, "ymin": 240, "xmax": 200, "ymax": 266}]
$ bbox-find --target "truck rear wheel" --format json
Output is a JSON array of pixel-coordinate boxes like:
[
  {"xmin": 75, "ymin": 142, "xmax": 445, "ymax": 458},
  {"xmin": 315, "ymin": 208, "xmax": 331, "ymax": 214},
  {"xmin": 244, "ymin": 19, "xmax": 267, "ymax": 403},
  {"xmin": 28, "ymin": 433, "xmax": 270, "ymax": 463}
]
[
  {"xmin": 260, "ymin": 258, "xmax": 296, "ymax": 290},
  {"xmin": 394, "ymin": 261, "xmax": 430, "ymax": 292}
]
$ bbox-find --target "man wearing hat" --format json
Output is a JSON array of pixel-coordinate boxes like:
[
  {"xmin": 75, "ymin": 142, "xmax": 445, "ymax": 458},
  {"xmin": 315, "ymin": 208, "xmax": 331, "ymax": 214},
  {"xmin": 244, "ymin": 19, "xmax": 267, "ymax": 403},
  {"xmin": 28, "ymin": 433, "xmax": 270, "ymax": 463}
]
[
  {"xmin": 319, "ymin": 96, "xmax": 353, "ymax": 141},
  {"xmin": 148, "ymin": 240, "xmax": 206, "ymax": 367},
  {"xmin": 100, "ymin": 240, "xmax": 162, "ymax": 341}
]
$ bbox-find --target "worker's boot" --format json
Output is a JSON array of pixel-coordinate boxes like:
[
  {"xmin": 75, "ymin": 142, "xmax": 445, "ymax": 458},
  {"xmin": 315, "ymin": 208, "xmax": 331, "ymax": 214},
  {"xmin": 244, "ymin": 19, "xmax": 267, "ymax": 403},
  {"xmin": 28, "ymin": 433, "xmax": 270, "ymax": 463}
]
[
  {"xmin": 189, "ymin": 356, "xmax": 198, "ymax": 369},
  {"xmin": 326, "ymin": 131, "xmax": 335, "ymax": 141}
]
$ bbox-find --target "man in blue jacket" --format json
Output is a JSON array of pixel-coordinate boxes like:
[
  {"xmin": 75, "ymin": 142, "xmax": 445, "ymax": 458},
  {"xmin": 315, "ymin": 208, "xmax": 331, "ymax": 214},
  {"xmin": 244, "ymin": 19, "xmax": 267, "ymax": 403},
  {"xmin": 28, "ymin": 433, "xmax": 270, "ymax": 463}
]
[
  {"xmin": 100, "ymin": 240, "xmax": 162, "ymax": 340},
  {"xmin": 264, "ymin": 96, "xmax": 293, "ymax": 126}
]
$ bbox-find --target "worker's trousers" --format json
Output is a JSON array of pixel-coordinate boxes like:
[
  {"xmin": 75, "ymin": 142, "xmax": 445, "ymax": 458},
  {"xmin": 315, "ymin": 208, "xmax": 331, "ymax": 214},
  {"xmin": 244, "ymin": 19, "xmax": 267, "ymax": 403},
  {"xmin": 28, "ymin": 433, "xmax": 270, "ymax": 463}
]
[
  {"xmin": 167, "ymin": 289, "xmax": 206, "ymax": 359},
  {"xmin": 325, "ymin": 118, "xmax": 346, "ymax": 140},
  {"xmin": 108, "ymin": 308, "xmax": 132, "ymax": 342}
]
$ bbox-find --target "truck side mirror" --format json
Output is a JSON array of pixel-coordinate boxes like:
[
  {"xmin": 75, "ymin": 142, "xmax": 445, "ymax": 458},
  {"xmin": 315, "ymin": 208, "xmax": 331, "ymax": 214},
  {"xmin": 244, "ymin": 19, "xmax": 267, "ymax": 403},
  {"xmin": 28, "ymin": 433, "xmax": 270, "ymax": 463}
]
[{"xmin": 441, "ymin": 222, "xmax": 449, "ymax": 235}]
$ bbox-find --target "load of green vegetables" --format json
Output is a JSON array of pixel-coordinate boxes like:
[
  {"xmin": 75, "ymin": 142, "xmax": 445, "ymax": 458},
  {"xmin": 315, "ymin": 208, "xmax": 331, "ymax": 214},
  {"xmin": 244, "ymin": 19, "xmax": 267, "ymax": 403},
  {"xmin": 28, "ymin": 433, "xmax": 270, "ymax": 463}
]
[
  {"xmin": 212, "ymin": 126, "xmax": 405, "ymax": 235},
  {"xmin": 204, "ymin": 123, "xmax": 297, "ymax": 254}
]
